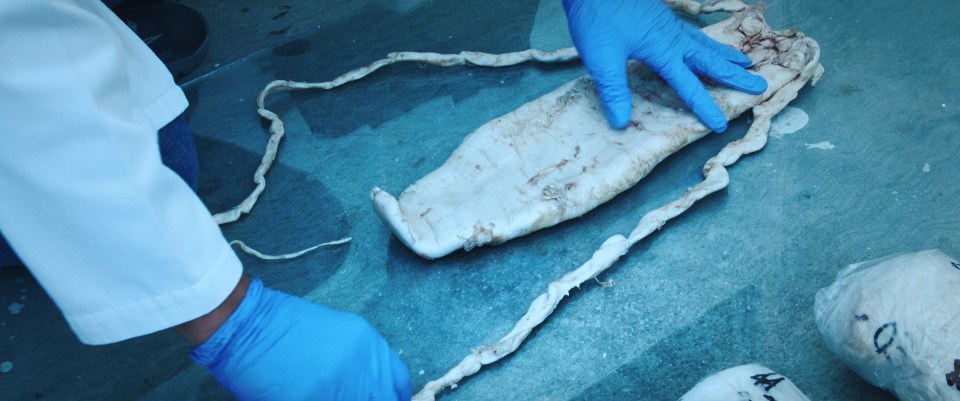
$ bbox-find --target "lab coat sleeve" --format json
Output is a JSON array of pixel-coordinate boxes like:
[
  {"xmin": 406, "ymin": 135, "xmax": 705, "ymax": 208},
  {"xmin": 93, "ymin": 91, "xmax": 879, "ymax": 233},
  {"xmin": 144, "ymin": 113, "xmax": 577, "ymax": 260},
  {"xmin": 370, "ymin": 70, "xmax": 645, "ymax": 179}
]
[{"xmin": 0, "ymin": 0, "xmax": 243, "ymax": 345}]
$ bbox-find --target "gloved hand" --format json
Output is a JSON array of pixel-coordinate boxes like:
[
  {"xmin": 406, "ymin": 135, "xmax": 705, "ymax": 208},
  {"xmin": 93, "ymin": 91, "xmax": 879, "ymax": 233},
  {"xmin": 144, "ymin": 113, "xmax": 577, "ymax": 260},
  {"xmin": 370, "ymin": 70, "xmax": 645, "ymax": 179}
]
[
  {"xmin": 563, "ymin": 0, "xmax": 768, "ymax": 132},
  {"xmin": 190, "ymin": 278, "xmax": 411, "ymax": 401}
]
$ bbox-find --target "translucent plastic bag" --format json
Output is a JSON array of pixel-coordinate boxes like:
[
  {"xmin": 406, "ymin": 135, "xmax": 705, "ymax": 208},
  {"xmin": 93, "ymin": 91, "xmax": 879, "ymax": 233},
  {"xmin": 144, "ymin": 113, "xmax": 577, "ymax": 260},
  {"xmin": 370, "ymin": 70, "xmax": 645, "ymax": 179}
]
[
  {"xmin": 814, "ymin": 249, "xmax": 960, "ymax": 401},
  {"xmin": 679, "ymin": 364, "xmax": 810, "ymax": 401}
]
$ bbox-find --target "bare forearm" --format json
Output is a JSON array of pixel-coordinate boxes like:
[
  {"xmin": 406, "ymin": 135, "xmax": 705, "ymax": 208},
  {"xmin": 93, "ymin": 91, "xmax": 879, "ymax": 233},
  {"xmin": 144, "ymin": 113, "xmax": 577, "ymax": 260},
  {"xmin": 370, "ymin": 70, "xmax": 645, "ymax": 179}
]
[{"xmin": 174, "ymin": 274, "xmax": 251, "ymax": 347}]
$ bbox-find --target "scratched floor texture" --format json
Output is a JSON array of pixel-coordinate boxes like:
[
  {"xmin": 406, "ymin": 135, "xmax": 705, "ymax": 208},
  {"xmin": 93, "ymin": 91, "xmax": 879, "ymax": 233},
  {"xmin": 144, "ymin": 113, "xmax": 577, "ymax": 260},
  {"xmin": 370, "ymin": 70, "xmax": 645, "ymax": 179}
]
[{"xmin": 2, "ymin": 0, "xmax": 958, "ymax": 400}]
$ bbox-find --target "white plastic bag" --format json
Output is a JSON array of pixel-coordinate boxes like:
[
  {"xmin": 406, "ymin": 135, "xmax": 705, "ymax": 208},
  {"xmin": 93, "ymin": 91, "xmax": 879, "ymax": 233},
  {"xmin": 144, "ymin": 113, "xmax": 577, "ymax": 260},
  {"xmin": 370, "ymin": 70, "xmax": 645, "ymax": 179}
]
[
  {"xmin": 815, "ymin": 249, "xmax": 960, "ymax": 401},
  {"xmin": 679, "ymin": 364, "xmax": 811, "ymax": 401}
]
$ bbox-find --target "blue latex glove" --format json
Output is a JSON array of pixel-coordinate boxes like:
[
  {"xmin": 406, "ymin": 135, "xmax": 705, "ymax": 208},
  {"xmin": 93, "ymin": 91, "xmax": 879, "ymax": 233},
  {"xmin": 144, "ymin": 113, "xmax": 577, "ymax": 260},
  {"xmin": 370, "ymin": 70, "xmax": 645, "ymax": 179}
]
[
  {"xmin": 191, "ymin": 278, "xmax": 411, "ymax": 401},
  {"xmin": 563, "ymin": 0, "xmax": 768, "ymax": 132}
]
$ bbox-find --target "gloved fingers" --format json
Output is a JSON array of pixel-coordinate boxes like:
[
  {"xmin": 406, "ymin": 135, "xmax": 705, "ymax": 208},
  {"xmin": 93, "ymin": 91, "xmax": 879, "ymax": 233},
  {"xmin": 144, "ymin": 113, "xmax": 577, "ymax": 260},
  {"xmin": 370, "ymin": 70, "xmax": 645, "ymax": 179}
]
[
  {"xmin": 192, "ymin": 279, "xmax": 413, "ymax": 401},
  {"xmin": 684, "ymin": 45, "xmax": 768, "ymax": 95},
  {"xmin": 578, "ymin": 44, "xmax": 634, "ymax": 129},
  {"xmin": 683, "ymin": 24, "xmax": 753, "ymax": 67},
  {"xmin": 657, "ymin": 59, "xmax": 729, "ymax": 132}
]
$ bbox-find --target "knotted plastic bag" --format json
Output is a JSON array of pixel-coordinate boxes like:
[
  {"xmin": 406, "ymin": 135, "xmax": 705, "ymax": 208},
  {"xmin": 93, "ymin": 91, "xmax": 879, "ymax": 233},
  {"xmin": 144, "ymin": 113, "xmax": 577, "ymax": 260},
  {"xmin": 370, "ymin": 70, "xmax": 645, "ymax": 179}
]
[
  {"xmin": 814, "ymin": 249, "xmax": 960, "ymax": 401},
  {"xmin": 679, "ymin": 364, "xmax": 811, "ymax": 401}
]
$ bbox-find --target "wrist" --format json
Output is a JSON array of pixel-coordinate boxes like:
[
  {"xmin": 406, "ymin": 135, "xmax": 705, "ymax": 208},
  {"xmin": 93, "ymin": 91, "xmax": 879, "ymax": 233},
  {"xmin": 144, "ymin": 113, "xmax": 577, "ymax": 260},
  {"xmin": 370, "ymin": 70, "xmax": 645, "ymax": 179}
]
[{"xmin": 174, "ymin": 273, "xmax": 251, "ymax": 347}]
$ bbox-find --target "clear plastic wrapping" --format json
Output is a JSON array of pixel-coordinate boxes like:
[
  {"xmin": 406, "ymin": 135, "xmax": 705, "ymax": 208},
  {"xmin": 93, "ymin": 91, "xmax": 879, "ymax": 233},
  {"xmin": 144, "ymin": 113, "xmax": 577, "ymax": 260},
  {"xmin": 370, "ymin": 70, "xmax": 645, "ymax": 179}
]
[
  {"xmin": 814, "ymin": 249, "xmax": 960, "ymax": 401},
  {"xmin": 679, "ymin": 364, "xmax": 811, "ymax": 401}
]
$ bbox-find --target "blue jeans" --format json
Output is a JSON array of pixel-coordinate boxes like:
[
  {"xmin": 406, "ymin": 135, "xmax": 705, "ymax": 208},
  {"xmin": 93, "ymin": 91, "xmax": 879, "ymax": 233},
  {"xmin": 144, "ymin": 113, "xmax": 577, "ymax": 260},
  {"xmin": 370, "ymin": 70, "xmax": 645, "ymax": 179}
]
[{"xmin": 0, "ymin": 116, "xmax": 198, "ymax": 267}]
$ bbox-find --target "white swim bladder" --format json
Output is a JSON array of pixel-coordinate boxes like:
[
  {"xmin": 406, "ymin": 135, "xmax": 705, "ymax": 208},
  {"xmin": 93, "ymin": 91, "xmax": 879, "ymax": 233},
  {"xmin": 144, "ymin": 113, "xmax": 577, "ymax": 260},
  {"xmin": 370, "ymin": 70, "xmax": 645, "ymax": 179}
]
[{"xmin": 371, "ymin": 5, "xmax": 823, "ymax": 259}]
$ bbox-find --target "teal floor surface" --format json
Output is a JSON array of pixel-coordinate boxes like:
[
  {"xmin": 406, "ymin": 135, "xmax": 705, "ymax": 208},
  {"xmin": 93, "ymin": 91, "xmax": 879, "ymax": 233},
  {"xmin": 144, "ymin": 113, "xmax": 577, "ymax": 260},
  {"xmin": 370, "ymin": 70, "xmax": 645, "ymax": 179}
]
[{"xmin": 3, "ymin": 1, "xmax": 958, "ymax": 399}]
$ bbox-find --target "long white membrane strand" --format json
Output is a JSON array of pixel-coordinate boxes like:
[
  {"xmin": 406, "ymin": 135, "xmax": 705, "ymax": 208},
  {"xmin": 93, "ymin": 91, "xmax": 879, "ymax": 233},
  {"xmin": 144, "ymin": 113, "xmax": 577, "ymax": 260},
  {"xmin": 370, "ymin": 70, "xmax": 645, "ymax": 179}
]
[{"xmin": 412, "ymin": 35, "xmax": 822, "ymax": 401}]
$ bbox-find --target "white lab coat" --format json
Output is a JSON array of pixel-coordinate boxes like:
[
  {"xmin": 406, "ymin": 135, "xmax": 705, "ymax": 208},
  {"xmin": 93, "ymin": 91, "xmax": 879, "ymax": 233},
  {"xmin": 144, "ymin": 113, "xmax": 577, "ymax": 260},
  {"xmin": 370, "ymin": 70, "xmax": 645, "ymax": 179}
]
[{"xmin": 0, "ymin": 0, "xmax": 242, "ymax": 345}]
